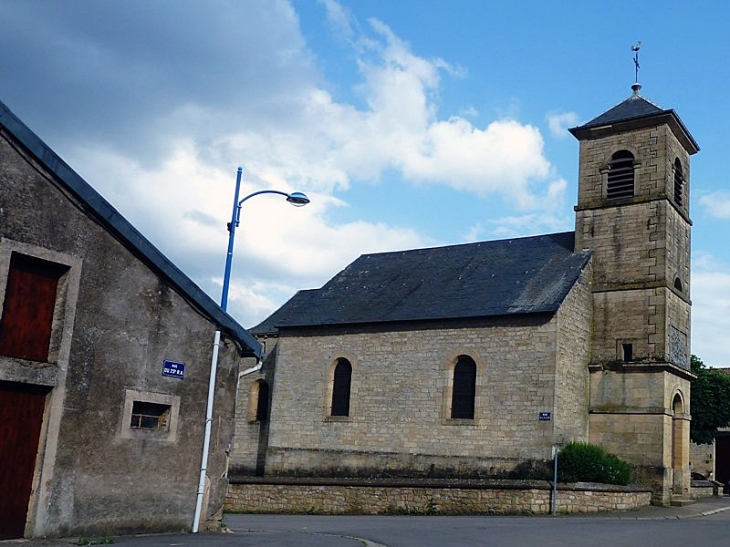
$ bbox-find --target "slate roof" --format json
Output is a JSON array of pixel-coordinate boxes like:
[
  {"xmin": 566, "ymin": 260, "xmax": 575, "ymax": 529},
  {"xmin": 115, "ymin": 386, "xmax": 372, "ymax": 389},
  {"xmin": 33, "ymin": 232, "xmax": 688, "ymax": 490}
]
[
  {"xmin": 579, "ymin": 93, "xmax": 665, "ymax": 128},
  {"xmin": 0, "ymin": 100, "xmax": 262, "ymax": 358},
  {"xmin": 253, "ymin": 232, "xmax": 591, "ymax": 335},
  {"xmin": 569, "ymin": 84, "xmax": 699, "ymax": 154}
]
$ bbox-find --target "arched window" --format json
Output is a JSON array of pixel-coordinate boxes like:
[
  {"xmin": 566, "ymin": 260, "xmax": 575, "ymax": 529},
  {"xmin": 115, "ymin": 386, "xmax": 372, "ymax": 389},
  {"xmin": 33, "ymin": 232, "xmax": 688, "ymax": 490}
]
[
  {"xmin": 331, "ymin": 358, "xmax": 352, "ymax": 417},
  {"xmin": 674, "ymin": 277, "xmax": 683, "ymax": 292},
  {"xmin": 607, "ymin": 150, "xmax": 635, "ymax": 200},
  {"xmin": 255, "ymin": 380, "xmax": 270, "ymax": 422},
  {"xmin": 674, "ymin": 158, "xmax": 684, "ymax": 207},
  {"xmin": 451, "ymin": 355, "xmax": 476, "ymax": 419}
]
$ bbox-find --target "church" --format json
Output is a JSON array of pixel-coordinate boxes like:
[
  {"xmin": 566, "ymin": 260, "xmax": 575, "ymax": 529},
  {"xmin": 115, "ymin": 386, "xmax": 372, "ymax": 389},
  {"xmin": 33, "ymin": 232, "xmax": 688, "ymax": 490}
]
[{"xmin": 231, "ymin": 82, "xmax": 698, "ymax": 505}]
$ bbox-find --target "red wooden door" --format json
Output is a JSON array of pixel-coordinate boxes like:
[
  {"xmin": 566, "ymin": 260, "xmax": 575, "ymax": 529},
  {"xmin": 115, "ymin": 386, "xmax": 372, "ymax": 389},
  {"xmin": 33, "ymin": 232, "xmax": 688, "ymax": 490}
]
[
  {"xmin": 0, "ymin": 381, "xmax": 49, "ymax": 539},
  {"xmin": 0, "ymin": 253, "xmax": 66, "ymax": 362}
]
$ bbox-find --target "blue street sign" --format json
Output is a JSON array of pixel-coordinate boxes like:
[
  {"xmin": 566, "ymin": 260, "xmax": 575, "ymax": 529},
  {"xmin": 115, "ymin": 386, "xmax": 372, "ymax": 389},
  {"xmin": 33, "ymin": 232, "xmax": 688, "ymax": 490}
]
[
  {"xmin": 539, "ymin": 411, "xmax": 551, "ymax": 421},
  {"xmin": 162, "ymin": 360, "xmax": 185, "ymax": 379}
]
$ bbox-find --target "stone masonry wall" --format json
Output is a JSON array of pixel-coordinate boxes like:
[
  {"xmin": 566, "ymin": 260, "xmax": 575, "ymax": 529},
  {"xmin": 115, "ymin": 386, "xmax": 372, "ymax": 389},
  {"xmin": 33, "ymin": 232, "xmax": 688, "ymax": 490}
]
[
  {"xmin": 554, "ymin": 262, "xmax": 592, "ymax": 444},
  {"xmin": 574, "ymin": 124, "xmax": 690, "ymax": 220},
  {"xmin": 232, "ymin": 286, "xmax": 593, "ymax": 478},
  {"xmin": 690, "ymin": 440, "xmax": 715, "ymax": 480},
  {"xmin": 574, "ymin": 123, "xmax": 692, "ymax": 369},
  {"xmin": 589, "ymin": 368, "xmax": 691, "ymax": 502},
  {"xmin": 267, "ymin": 316, "xmax": 561, "ymax": 476},
  {"xmin": 225, "ymin": 480, "xmax": 652, "ymax": 515}
]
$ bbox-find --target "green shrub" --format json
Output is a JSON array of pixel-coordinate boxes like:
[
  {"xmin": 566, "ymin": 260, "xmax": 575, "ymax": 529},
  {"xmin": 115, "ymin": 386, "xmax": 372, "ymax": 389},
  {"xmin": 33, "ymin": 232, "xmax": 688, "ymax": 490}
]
[{"xmin": 557, "ymin": 442, "xmax": 631, "ymax": 485}]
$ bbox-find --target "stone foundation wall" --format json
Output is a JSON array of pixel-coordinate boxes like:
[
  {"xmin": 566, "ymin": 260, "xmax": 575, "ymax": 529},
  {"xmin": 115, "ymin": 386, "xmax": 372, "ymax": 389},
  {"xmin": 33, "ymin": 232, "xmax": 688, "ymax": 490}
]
[{"xmin": 226, "ymin": 479, "xmax": 651, "ymax": 515}]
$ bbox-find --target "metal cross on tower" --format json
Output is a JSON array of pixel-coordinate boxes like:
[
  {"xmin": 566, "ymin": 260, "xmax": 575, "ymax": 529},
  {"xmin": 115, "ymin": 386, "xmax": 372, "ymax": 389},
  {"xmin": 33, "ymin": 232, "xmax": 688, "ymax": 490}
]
[{"xmin": 631, "ymin": 41, "xmax": 642, "ymax": 83}]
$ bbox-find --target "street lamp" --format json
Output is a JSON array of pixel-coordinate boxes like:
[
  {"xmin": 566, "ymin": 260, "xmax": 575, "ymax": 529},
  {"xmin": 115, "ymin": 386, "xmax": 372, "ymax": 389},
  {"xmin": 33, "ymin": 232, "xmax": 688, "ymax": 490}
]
[{"xmin": 192, "ymin": 167, "xmax": 310, "ymax": 532}]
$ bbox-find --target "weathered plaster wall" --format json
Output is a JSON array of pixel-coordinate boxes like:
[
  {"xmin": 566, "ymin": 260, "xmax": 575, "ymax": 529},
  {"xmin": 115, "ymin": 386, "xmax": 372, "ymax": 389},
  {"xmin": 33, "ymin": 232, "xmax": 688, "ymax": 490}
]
[{"xmin": 0, "ymin": 130, "xmax": 243, "ymax": 536}]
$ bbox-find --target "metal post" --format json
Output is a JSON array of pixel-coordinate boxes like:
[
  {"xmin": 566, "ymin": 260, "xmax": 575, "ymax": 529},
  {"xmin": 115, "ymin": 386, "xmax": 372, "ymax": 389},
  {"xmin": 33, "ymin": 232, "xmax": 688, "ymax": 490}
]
[
  {"xmin": 220, "ymin": 167, "xmax": 244, "ymax": 312},
  {"xmin": 552, "ymin": 446, "xmax": 559, "ymax": 516},
  {"xmin": 192, "ymin": 167, "xmax": 243, "ymax": 533},
  {"xmin": 191, "ymin": 168, "xmax": 309, "ymax": 532}
]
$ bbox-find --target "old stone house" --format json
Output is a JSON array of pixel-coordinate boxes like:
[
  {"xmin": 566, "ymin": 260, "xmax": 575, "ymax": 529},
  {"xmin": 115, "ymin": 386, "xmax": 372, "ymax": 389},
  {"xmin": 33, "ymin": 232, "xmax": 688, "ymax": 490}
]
[
  {"xmin": 232, "ymin": 83, "xmax": 698, "ymax": 505},
  {"xmin": 0, "ymin": 100, "xmax": 261, "ymax": 539}
]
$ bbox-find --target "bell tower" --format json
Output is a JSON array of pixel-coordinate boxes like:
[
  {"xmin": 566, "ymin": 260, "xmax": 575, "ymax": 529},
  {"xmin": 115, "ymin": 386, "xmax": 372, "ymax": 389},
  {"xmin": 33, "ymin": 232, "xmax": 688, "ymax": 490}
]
[{"xmin": 570, "ymin": 83, "xmax": 699, "ymax": 503}]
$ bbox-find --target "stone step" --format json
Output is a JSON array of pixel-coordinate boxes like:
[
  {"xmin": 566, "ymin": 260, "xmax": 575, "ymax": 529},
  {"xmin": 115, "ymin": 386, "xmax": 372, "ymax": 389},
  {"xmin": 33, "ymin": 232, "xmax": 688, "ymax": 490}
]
[{"xmin": 670, "ymin": 498, "xmax": 697, "ymax": 507}]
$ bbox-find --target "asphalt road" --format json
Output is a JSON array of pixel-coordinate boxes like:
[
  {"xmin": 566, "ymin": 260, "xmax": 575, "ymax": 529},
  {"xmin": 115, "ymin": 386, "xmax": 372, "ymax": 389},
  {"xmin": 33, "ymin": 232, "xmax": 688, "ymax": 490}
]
[
  {"xmin": 224, "ymin": 511, "xmax": 730, "ymax": 547},
  {"xmin": 24, "ymin": 498, "xmax": 730, "ymax": 547}
]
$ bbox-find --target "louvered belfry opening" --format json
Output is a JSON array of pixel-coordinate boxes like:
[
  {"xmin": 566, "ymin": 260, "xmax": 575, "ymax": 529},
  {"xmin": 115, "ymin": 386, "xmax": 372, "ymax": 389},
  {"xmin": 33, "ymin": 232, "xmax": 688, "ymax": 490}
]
[
  {"xmin": 674, "ymin": 158, "xmax": 684, "ymax": 206},
  {"xmin": 606, "ymin": 150, "xmax": 635, "ymax": 200},
  {"xmin": 451, "ymin": 355, "xmax": 476, "ymax": 419},
  {"xmin": 331, "ymin": 358, "xmax": 352, "ymax": 416}
]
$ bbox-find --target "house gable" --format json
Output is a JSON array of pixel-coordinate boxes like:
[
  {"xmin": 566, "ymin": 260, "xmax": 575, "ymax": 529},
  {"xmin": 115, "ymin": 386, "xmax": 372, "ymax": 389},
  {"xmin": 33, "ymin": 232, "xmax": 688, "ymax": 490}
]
[{"xmin": 0, "ymin": 100, "xmax": 260, "ymax": 358}]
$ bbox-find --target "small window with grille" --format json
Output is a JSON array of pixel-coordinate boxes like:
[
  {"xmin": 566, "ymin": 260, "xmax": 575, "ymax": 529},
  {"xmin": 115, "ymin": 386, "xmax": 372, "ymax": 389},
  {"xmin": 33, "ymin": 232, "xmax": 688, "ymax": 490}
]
[
  {"xmin": 130, "ymin": 401, "xmax": 171, "ymax": 430},
  {"xmin": 120, "ymin": 390, "xmax": 179, "ymax": 441},
  {"xmin": 607, "ymin": 150, "xmax": 635, "ymax": 200}
]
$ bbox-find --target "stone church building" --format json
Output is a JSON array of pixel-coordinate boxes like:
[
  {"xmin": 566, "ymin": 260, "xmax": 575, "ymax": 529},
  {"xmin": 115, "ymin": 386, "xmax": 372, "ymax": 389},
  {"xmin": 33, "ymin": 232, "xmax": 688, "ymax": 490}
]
[{"xmin": 232, "ymin": 83, "xmax": 698, "ymax": 505}]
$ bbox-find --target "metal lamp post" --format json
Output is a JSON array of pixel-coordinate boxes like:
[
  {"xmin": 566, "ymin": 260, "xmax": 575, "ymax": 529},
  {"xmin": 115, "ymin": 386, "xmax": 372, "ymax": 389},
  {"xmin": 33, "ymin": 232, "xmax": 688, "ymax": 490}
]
[{"xmin": 192, "ymin": 167, "xmax": 309, "ymax": 532}]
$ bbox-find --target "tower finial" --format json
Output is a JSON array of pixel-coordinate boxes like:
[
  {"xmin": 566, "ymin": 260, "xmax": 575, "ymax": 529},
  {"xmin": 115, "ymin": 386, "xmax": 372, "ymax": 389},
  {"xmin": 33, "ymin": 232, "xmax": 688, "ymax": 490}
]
[{"xmin": 631, "ymin": 40, "xmax": 642, "ymax": 84}]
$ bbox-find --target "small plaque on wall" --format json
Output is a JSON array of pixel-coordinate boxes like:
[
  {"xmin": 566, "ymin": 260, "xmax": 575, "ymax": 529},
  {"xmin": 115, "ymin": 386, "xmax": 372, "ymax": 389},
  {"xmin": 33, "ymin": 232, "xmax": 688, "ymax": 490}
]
[
  {"xmin": 539, "ymin": 412, "xmax": 551, "ymax": 421},
  {"xmin": 162, "ymin": 360, "xmax": 185, "ymax": 378}
]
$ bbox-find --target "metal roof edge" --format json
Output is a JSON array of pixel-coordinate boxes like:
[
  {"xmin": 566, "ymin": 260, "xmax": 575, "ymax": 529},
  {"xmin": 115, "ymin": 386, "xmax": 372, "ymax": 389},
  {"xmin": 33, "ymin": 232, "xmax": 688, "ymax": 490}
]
[{"xmin": 0, "ymin": 100, "xmax": 262, "ymax": 358}]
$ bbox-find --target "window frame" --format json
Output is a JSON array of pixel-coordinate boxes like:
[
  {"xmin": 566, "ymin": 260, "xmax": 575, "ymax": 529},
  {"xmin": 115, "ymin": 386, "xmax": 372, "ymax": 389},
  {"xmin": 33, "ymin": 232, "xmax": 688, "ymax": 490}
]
[
  {"xmin": 120, "ymin": 389, "xmax": 181, "ymax": 442},
  {"xmin": 0, "ymin": 253, "xmax": 69, "ymax": 362},
  {"xmin": 247, "ymin": 378, "xmax": 270, "ymax": 423},
  {"xmin": 0, "ymin": 242, "xmax": 81, "ymax": 367},
  {"xmin": 442, "ymin": 352, "xmax": 480, "ymax": 425},
  {"xmin": 324, "ymin": 355, "xmax": 356, "ymax": 421},
  {"xmin": 450, "ymin": 355, "xmax": 477, "ymax": 420},
  {"xmin": 330, "ymin": 358, "xmax": 352, "ymax": 417},
  {"xmin": 606, "ymin": 150, "xmax": 636, "ymax": 200},
  {"xmin": 673, "ymin": 158, "xmax": 684, "ymax": 207}
]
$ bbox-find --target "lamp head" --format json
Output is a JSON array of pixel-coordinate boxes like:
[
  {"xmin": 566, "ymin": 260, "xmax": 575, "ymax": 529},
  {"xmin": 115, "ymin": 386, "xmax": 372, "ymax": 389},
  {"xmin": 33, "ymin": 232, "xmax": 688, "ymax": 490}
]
[{"xmin": 286, "ymin": 192, "xmax": 310, "ymax": 207}]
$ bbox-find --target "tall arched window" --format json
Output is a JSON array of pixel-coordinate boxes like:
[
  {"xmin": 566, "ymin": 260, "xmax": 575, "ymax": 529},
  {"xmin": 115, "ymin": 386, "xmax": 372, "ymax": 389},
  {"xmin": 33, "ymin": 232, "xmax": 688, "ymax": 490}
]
[
  {"xmin": 331, "ymin": 358, "xmax": 352, "ymax": 417},
  {"xmin": 674, "ymin": 158, "xmax": 684, "ymax": 206},
  {"xmin": 607, "ymin": 150, "xmax": 635, "ymax": 200},
  {"xmin": 451, "ymin": 355, "xmax": 476, "ymax": 419},
  {"xmin": 255, "ymin": 380, "xmax": 270, "ymax": 422}
]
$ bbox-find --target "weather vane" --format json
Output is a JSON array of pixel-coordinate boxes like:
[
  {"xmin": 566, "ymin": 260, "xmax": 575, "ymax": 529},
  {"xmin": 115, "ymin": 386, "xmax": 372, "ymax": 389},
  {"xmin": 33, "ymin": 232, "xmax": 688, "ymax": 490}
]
[{"xmin": 631, "ymin": 41, "xmax": 642, "ymax": 83}]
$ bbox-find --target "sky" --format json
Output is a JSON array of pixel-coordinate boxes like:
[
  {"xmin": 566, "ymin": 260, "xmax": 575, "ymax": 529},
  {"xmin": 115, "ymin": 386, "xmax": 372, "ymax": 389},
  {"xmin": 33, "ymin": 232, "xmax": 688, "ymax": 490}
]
[{"xmin": 1, "ymin": 1, "xmax": 729, "ymax": 366}]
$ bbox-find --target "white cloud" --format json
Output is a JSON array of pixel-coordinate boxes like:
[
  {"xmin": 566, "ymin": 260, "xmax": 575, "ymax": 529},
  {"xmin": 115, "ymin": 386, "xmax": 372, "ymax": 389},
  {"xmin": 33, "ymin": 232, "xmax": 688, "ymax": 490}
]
[
  {"xmin": 699, "ymin": 191, "xmax": 730, "ymax": 219},
  {"xmin": 210, "ymin": 15, "xmax": 558, "ymax": 209},
  {"xmin": 2, "ymin": 1, "xmax": 570, "ymax": 329},
  {"xmin": 692, "ymin": 253, "xmax": 730, "ymax": 367},
  {"xmin": 547, "ymin": 111, "xmax": 580, "ymax": 138}
]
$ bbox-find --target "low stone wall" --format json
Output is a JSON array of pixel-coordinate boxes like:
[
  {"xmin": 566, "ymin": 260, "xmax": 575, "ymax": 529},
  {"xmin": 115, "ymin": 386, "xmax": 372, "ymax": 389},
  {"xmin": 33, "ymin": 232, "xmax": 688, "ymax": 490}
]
[
  {"xmin": 226, "ymin": 478, "xmax": 652, "ymax": 515},
  {"xmin": 691, "ymin": 479, "xmax": 719, "ymax": 498}
]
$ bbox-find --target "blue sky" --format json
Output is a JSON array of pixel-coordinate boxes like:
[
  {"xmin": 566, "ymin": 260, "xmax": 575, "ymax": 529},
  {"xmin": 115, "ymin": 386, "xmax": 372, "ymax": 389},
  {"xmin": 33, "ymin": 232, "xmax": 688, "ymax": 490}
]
[{"xmin": 1, "ymin": 1, "xmax": 729, "ymax": 366}]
